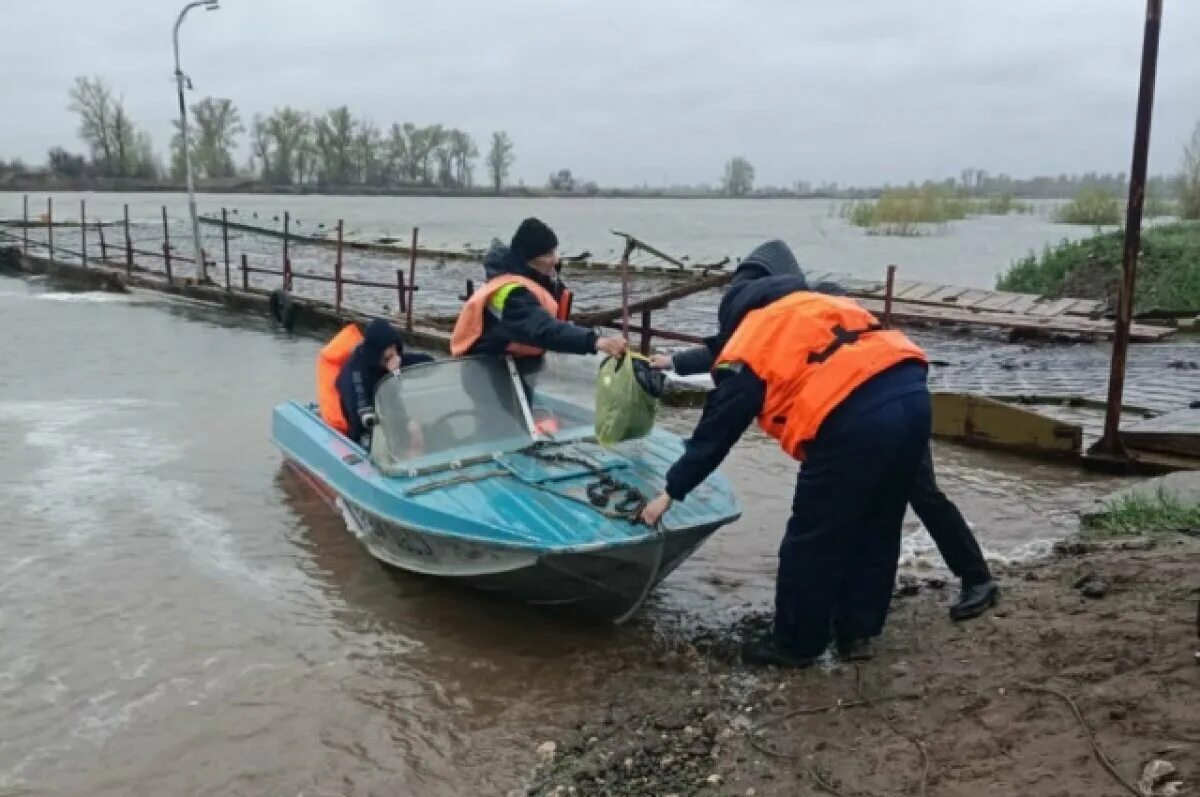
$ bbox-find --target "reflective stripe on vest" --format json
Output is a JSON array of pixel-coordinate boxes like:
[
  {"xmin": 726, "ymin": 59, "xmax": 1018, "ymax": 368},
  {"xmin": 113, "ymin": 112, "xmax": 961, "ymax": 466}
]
[
  {"xmin": 449, "ymin": 274, "xmax": 561, "ymax": 357},
  {"xmin": 716, "ymin": 291, "xmax": 926, "ymax": 460},
  {"xmin": 316, "ymin": 323, "xmax": 364, "ymax": 434}
]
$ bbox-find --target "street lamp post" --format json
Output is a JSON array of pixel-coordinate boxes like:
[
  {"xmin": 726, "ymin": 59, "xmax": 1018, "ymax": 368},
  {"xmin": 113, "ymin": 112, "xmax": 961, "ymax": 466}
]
[{"xmin": 173, "ymin": 0, "xmax": 219, "ymax": 283}]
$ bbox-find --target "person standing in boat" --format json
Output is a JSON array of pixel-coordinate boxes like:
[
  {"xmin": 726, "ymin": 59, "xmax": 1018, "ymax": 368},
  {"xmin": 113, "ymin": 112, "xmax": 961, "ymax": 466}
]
[
  {"xmin": 652, "ymin": 302, "xmax": 998, "ymax": 623},
  {"xmin": 639, "ymin": 240, "xmax": 931, "ymax": 668},
  {"xmin": 317, "ymin": 318, "xmax": 433, "ymax": 446},
  {"xmin": 451, "ymin": 217, "xmax": 627, "ymax": 373}
]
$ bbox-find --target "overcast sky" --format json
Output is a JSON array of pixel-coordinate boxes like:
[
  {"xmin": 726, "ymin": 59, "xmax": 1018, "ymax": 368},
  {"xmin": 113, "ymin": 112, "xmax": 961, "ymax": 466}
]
[{"xmin": 2, "ymin": 1, "xmax": 1197, "ymax": 187}]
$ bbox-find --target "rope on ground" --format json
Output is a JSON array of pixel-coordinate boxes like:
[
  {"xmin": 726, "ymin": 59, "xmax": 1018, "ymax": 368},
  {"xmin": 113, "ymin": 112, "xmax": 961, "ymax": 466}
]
[{"xmin": 1014, "ymin": 683, "xmax": 1141, "ymax": 797}]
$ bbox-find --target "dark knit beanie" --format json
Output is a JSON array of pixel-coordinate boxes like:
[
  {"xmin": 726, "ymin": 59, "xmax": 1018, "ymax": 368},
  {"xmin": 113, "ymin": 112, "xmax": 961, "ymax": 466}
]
[{"xmin": 511, "ymin": 217, "xmax": 559, "ymax": 261}]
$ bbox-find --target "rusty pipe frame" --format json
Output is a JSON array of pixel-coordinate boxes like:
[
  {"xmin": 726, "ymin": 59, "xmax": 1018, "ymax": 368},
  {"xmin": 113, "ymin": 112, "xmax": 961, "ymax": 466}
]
[{"xmin": 1089, "ymin": 0, "xmax": 1163, "ymax": 463}]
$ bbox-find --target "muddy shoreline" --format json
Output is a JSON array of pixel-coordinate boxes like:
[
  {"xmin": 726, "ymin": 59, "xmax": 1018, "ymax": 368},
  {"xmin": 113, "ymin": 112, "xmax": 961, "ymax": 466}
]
[{"xmin": 521, "ymin": 535, "xmax": 1200, "ymax": 797}]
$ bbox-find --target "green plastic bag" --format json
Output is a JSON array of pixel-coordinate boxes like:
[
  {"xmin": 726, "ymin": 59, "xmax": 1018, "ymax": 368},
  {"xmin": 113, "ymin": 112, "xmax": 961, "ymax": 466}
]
[{"xmin": 594, "ymin": 353, "xmax": 663, "ymax": 446}]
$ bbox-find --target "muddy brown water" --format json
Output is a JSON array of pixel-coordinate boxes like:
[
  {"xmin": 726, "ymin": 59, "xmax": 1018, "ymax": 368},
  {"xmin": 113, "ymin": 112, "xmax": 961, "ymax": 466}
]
[{"xmin": 0, "ymin": 275, "xmax": 1147, "ymax": 794}]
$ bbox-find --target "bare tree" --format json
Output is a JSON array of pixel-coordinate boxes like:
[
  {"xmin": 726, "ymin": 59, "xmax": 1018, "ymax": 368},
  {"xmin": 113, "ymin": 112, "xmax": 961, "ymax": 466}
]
[
  {"xmin": 383, "ymin": 123, "xmax": 408, "ymax": 185},
  {"xmin": 250, "ymin": 114, "xmax": 272, "ymax": 179},
  {"xmin": 355, "ymin": 120, "xmax": 383, "ymax": 185},
  {"xmin": 265, "ymin": 107, "xmax": 312, "ymax": 184},
  {"xmin": 314, "ymin": 106, "xmax": 356, "ymax": 185},
  {"xmin": 68, "ymin": 76, "xmax": 115, "ymax": 173},
  {"xmin": 191, "ymin": 97, "xmax": 244, "ymax": 178},
  {"xmin": 721, "ymin": 157, "xmax": 755, "ymax": 196},
  {"xmin": 487, "ymin": 131, "xmax": 515, "ymax": 193},
  {"xmin": 448, "ymin": 129, "xmax": 478, "ymax": 188}
]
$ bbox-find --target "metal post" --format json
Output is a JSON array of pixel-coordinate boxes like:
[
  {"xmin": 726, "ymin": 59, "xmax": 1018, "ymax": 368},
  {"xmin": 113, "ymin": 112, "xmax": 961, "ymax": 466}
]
[
  {"xmin": 282, "ymin": 210, "xmax": 289, "ymax": 274},
  {"xmin": 21, "ymin": 194, "xmax": 28, "ymax": 255},
  {"xmin": 123, "ymin": 203, "xmax": 133, "ymax": 275},
  {"xmin": 221, "ymin": 208, "xmax": 230, "ymax": 290},
  {"xmin": 640, "ymin": 309, "xmax": 652, "ymax": 355},
  {"xmin": 173, "ymin": 0, "xmax": 217, "ymax": 284},
  {"xmin": 397, "ymin": 269, "xmax": 406, "ymax": 314},
  {"xmin": 47, "ymin": 198, "xmax": 53, "ymax": 265},
  {"xmin": 80, "ymin": 199, "xmax": 87, "ymax": 267},
  {"xmin": 162, "ymin": 206, "xmax": 173, "ymax": 284},
  {"xmin": 283, "ymin": 257, "xmax": 291, "ymax": 291},
  {"xmin": 1090, "ymin": 0, "xmax": 1163, "ymax": 462},
  {"xmin": 97, "ymin": 221, "xmax": 107, "ymax": 263},
  {"xmin": 619, "ymin": 238, "xmax": 636, "ymax": 340},
  {"xmin": 883, "ymin": 264, "xmax": 897, "ymax": 328},
  {"xmin": 407, "ymin": 226, "xmax": 418, "ymax": 332},
  {"xmin": 241, "ymin": 253, "xmax": 249, "ymax": 291},
  {"xmin": 334, "ymin": 219, "xmax": 344, "ymax": 311}
]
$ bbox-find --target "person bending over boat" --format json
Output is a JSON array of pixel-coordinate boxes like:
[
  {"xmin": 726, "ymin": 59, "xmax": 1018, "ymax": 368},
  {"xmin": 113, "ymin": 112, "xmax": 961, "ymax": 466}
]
[
  {"xmin": 639, "ymin": 240, "xmax": 931, "ymax": 668},
  {"xmin": 451, "ymin": 217, "xmax": 627, "ymax": 374},
  {"xmin": 651, "ymin": 289, "xmax": 999, "ymax": 623},
  {"xmin": 316, "ymin": 318, "xmax": 433, "ymax": 446}
]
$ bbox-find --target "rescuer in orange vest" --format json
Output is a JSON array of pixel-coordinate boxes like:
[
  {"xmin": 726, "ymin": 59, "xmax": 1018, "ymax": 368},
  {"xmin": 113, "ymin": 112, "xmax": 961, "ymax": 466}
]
[
  {"xmin": 316, "ymin": 318, "xmax": 433, "ymax": 445},
  {"xmin": 450, "ymin": 218, "xmax": 627, "ymax": 373},
  {"xmin": 639, "ymin": 240, "xmax": 932, "ymax": 668}
]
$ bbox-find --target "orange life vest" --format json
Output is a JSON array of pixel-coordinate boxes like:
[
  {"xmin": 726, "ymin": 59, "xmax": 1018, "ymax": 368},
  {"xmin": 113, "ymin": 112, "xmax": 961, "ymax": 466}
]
[
  {"xmin": 449, "ymin": 274, "xmax": 570, "ymax": 357},
  {"xmin": 316, "ymin": 323, "xmax": 364, "ymax": 434},
  {"xmin": 716, "ymin": 292, "xmax": 926, "ymax": 461}
]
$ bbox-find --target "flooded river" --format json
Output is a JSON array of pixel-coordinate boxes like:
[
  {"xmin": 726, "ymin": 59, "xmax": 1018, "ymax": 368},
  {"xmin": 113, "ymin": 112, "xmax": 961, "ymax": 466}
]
[
  {"xmin": 1, "ymin": 191, "xmax": 1099, "ymax": 289},
  {"xmin": 0, "ymin": 274, "xmax": 1134, "ymax": 794}
]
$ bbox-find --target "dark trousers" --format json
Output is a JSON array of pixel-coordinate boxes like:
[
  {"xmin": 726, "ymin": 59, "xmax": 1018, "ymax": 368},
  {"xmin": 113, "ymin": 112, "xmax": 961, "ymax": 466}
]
[
  {"xmin": 774, "ymin": 389, "xmax": 932, "ymax": 657},
  {"xmin": 910, "ymin": 448, "xmax": 992, "ymax": 586}
]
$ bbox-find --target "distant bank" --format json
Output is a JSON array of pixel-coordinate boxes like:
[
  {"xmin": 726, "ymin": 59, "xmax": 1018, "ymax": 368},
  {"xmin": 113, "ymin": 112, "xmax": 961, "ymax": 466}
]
[{"xmin": 0, "ymin": 176, "xmax": 836, "ymax": 202}]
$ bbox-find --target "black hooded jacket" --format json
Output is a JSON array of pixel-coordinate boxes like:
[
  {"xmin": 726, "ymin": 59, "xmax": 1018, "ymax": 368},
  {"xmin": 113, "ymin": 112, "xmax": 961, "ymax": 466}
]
[
  {"xmin": 467, "ymin": 244, "xmax": 596, "ymax": 359},
  {"xmin": 663, "ymin": 241, "xmax": 927, "ymax": 501},
  {"xmin": 336, "ymin": 319, "xmax": 433, "ymax": 442}
]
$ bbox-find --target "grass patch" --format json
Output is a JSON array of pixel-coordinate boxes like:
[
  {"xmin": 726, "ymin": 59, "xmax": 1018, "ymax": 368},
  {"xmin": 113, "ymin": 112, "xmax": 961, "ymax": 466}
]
[
  {"xmin": 845, "ymin": 186, "xmax": 1030, "ymax": 236},
  {"xmin": 996, "ymin": 222, "xmax": 1200, "ymax": 311},
  {"xmin": 1083, "ymin": 487, "xmax": 1200, "ymax": 539},
  {"xmin": 1055, "ymin": 188, "xmax": 1122, "ymax": 225}
]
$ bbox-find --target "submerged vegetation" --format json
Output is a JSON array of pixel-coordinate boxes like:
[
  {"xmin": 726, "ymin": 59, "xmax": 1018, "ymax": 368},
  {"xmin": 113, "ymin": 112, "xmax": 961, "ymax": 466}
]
[
  {"xmin": 1083, "ymin": 488, "xmax": 1200, "ymax": 539},
  {"xmin": 1054, "ymin": 188, "xmax": 1122, "ymax": 226},
  {"xmin": 997, "ymin": 222, "xmax": 1200, "ymax": 311},
  {"xmin": 843, "ymin": 185, "xmax": 1031, "ymax": 236}
]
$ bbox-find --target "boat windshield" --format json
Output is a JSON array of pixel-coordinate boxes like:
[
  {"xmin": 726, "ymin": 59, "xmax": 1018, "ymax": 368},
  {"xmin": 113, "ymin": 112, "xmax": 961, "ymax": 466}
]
[{"xmin": 370, "ymin": 357, "xmax": 535, "ymax": 473}]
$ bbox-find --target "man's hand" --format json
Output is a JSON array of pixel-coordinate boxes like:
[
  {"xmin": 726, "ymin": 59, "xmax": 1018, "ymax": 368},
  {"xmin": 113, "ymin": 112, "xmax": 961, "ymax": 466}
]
[
  {"xmin": 383, "ymin": 350, "xmax": 401, "ymax": 372},
  {"xmin": 639, "ymin": 492, "xmax": 673, "ymax": 526},
  {"xmin": 649, "ymin": 353, "xmax": 673, "ymax": 371},
  {"xmin": 595, "ymin": 336, "xmax": 628, "ymax": 358}
]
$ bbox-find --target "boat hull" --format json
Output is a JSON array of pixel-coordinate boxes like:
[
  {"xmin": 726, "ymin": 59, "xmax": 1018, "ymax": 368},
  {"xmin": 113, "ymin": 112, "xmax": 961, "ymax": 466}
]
[{"xmin": 287, "ymin": 458, "xmax": 717, "ymax": 623}]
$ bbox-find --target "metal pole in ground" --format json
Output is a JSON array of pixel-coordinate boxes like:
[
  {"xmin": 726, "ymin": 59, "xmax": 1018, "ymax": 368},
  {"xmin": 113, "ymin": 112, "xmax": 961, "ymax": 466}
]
[
  {"xmin": 97, "ymin": 221, "xmax": 107, "ymax": 263},
  {"xmin": 241, "ymin": 253, "xmax": 249, "ymax": 291},
  {"xmin": 80, "ymin": 199, "xmax": 87, "ymax": 267},
  {"xmin": 21, "ymin": 195, "xmax": 28, "ymax": 255},
  {"xmin": 124, "ymin": 203, "xmax": 133, "ymax": 275},
  {"xmin": 173, "ymin": 0, "xmax": 219, "ymax": 284},
  {"xmin": 1090, "ymin": 0, "xmax": 1163, "ymax": 463},
  {"xmin": 282, "ymin": 210, "xmax": 289, "ymax": 278},
  {"xmin": 406, "ymin": 226, "xmax": 418, "ymax": 332},
  {"xmin": 221, "ymin": 207, "xmax": 230, "ymax": 290},
  {"xmin": 619, "ymin": 238, "xmax": 636, "ymax": 340},
  {"xmin": 334, "ymin": 219, "xmax": 344, "ymax": 311},
  {"xmin": 162, "ymin": 206, "xmax": 174, "ymax": 285},
  {"xmin": 47, "ymin": 197, "xmax": 54, "ymax": 265},
  {"xmin": 883, "ymin": 264, "xmax": 897, "ymax": 328}
]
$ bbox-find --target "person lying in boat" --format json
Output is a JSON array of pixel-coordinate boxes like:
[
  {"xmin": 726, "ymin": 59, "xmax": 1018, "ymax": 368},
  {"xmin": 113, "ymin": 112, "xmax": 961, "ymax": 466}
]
[
  {"xmin": 316, "ymin": 318, "xmax": 433, "ymax": 447},
  {"xmin": 450, "ymin": 217, "xmax": 627, "ymax": 373},
  {"xmin": 640, "ymin": 240, "xmax": 931, "ymax": 668}
]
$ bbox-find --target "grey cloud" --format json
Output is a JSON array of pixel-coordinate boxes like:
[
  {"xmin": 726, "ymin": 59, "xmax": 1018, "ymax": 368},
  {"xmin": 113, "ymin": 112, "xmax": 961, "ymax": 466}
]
[{"xmin": 1, "ymin": 0, "xmax": 1197, "ymax": 187}]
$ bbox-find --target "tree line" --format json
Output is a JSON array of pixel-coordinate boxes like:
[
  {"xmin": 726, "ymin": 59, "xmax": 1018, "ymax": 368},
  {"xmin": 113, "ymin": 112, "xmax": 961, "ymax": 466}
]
[{"xmin": 27, "ymin": 76, "xmax": 520, "ymax": 192}]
